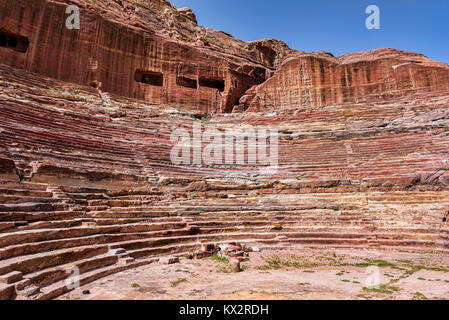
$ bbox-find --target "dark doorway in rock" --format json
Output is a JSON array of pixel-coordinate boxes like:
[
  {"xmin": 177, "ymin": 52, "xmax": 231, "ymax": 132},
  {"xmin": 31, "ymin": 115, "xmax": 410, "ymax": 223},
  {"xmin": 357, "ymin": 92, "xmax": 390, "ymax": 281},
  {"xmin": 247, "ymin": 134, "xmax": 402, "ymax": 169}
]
[
  {"xmin": 256, "ymin": 43, "xmax": 277, "ymax": 68},
  {"xmin": 0, "ymin": 29, "xmax": 29, "ymax": 53},
  {"xmin": 0, "ymin": 35, "xmax": 6, "ymax": 47},
  {"xmin": 177, "ymin": 76, "xmax": 197, "ymax": 89},
  {"xmin": 135, "ymin": 70, "xmax": 163, "ymax": 86},
  {"xmin": 199, "ymin": 77, "xmax": 225, "ymax": 92}
]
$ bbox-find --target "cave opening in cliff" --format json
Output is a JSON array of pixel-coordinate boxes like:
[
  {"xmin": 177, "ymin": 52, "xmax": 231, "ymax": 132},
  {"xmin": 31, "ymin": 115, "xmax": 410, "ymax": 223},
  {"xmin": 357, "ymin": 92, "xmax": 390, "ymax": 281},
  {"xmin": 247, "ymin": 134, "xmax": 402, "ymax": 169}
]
[
  {"xmin": 0, "ymin": 29, "xmax": 29, "ymax": 53},
  {"xmin": 256, "ymin": 44, "xmax": 277, "ymax": 68},
  {"xmin": 177, "ymin": 76, "xmax": 198, "ymax": 89},
  {"xmin": 135, "ymin": 70, "xmax": 164, "ymax": 86},
  {"xmin": 199, "ymin": 77, "xmax": 225, "ymax": 92}
]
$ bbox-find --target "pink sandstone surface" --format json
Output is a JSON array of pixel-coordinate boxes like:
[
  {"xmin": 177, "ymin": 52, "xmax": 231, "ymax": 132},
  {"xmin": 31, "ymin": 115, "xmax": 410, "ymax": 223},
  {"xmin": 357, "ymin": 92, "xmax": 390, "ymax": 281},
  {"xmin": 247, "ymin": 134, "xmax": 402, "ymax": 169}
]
[{"xmin": 0, "ymin": 0, "xmax": 448, "ymax": 300}]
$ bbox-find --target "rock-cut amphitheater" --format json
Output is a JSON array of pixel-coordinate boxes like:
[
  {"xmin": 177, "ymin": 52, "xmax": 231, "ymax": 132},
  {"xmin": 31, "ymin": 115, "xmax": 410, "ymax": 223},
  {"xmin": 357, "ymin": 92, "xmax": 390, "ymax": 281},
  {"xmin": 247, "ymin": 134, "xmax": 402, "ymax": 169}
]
[{"xmin": 0, "ymin": 0, "xmax": 449, "ymax": 300}]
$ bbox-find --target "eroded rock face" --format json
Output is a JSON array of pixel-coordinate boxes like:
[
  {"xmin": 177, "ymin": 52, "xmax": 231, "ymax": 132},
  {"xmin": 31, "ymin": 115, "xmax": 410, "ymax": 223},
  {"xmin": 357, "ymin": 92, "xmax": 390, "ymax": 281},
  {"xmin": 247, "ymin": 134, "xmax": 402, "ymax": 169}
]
[
  {"xmin": 236, "ymin": 49, "xmax": 449, "ymax": 112},
  {"xmin": 0, "ymin": 0, "xmax": 293, "ymax": 114},
  {"xmin": 176, "ymin": 7, "xmax": 197, "ymax": 24},
  {"xmin": 0, "ymin": 0, "xmax": 449, "ymax": 301},
  {"xmin": 4, "ymin": 1, "xmax": 447, "ymax": 116}
]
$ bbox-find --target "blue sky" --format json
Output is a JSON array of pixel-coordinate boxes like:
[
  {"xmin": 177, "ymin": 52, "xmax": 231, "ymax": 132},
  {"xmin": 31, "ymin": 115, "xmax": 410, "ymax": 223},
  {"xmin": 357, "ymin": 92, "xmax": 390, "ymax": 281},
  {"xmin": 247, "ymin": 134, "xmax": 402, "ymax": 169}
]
[{"xmin": 171, "ymin": 0, "xmax": 449, "ymax": 64}]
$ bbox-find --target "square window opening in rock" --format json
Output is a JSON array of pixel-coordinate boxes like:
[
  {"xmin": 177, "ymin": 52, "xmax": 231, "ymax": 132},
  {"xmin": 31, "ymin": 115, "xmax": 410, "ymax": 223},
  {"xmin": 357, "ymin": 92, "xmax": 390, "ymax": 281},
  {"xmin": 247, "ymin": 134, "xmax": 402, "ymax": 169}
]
[
  {"xmin": 199, "ymin": 77, "xmax": 225, "ymax": 92},
  {"xmin": 135, "ymin": 70, "xmax": 164, "ymax": 86},
  {"xmin": 0, "ymin": 29, "xmax": 29, "ymax": 53},
  {"xmin": 177, "ymin": 77, "xmax": 197, "ymax": 89}
]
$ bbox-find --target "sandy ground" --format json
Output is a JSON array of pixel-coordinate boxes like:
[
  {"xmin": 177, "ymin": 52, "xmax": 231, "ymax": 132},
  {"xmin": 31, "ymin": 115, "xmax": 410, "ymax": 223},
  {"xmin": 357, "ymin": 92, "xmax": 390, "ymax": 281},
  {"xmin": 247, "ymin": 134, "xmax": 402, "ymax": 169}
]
[{"xmin": 58, "ymin": 247, "xmax": 449, "ymax": 300}]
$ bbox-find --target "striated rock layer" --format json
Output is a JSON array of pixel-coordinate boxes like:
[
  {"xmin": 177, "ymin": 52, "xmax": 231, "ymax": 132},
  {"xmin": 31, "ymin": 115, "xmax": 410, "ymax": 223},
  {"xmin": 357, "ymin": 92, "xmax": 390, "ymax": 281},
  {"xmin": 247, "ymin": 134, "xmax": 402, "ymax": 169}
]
[
  {"xmin": 236, "ymin": 49, "xmax": 449, "ymax": 112},
  {"xmin": 0, "ymin": 0, "xmax": 448, "ymax": 300},
  {"xmin": 0, "ymin": 0, "xmax": 294, "ymax": 114},
  {"xmin": 0, "ymin": 63, "xmax": 448, "ymax": 300}
]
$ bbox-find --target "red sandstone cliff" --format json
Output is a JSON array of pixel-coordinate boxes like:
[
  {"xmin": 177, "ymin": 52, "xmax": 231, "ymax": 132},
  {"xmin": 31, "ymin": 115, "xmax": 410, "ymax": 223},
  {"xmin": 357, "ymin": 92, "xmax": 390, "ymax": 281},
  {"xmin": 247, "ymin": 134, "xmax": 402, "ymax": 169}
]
[
  {"xmin": 235, "ymin": 48, "xmax": 449, "ymax": 113},
  {"xmin": 2, "ymin": 1, "xmax": 448, "ymax": 115},
  {"xmin": 0, "ymin": 0, "xmax": 295, "ymax": 114}
]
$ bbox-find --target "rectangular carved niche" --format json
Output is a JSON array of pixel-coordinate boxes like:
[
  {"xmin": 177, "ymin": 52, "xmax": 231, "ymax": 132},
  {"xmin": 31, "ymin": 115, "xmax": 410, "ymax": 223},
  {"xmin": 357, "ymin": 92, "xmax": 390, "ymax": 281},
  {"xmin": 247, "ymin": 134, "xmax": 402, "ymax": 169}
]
[
  {"xmin": 199, "ymin": 77, "xmax": 225, "ymax": 92},
  {"xmin": 177, "ymin": 76, "xmax": 197, "ymax": 89},
  {"xmin": 135, "ymin": 70, "xmax": 164, "ymax": 86},
  {"xmin": 0, "ymin": 29, "xmax": 29, "ymax": 53}
]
